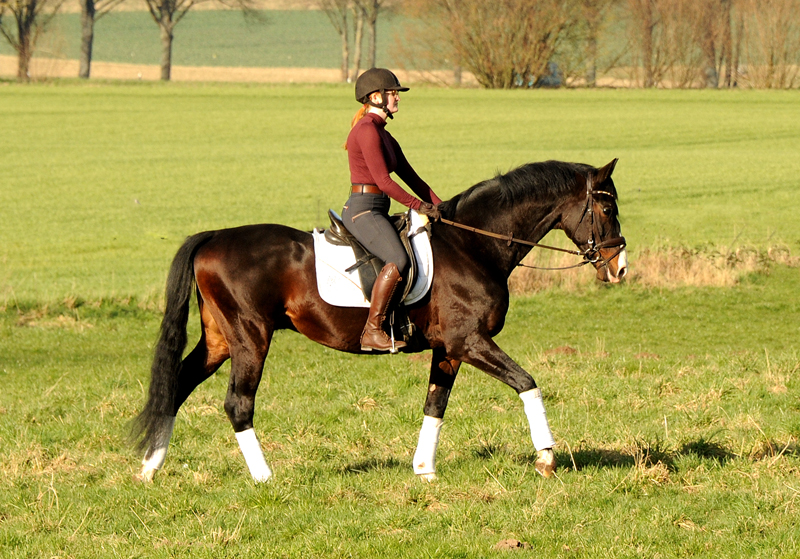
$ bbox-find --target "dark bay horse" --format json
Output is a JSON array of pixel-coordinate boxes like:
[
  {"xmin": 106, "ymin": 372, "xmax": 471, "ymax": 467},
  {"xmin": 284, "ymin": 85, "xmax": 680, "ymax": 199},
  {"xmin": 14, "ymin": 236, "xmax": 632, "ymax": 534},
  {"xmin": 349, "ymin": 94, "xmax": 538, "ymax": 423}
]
[{"xmin": 133, "ymin": 159, "xmax": 627, "ymax": 483}]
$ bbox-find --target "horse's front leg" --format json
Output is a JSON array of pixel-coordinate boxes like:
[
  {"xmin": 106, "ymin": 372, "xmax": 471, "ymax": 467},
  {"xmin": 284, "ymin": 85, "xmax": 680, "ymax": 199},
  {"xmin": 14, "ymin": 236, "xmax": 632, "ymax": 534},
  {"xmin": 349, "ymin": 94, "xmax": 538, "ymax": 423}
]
[
  {"xmin": 413, "ymin": 347, "xmax": 461, "ymax": 481},
  {"xmin": 456, "ymin": 334, "xmax": 557, "ymax": 477}
]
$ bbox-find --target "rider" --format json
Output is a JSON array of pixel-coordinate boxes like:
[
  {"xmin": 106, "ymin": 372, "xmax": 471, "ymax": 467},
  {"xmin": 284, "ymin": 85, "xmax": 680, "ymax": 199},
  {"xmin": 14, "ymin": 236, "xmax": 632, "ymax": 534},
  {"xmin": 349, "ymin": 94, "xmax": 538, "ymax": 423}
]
[{"xmin": 343, "ymin": 67, "xmax": 442, "ymax": 352}]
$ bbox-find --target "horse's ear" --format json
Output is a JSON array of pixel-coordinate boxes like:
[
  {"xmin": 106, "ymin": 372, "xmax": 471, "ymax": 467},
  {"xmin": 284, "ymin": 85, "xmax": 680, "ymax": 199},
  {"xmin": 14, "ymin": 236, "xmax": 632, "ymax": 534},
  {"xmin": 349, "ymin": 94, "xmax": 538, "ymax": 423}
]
[{"xmin": 596, "ymin": 158, "xmax": 619, "ymax": 183}]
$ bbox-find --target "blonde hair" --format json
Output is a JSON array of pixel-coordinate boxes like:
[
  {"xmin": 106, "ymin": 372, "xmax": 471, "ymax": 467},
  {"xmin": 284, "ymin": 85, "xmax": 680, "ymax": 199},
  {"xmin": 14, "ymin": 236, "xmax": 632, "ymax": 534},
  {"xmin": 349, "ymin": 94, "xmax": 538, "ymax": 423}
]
[{"xmin": 344, "ymin": 104, "xmax": 370, "ymax": 150}]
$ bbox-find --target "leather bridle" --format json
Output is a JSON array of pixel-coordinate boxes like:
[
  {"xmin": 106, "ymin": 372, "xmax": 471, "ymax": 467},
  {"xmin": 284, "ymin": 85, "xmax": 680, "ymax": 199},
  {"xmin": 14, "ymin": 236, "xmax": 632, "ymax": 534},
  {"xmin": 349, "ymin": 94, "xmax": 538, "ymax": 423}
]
[
  {"xmin": 570, "ymin": 174, "xmax": 627, "ymax": 270},
  {"xmin": 438, "ymin": 174, "xmax": 626, "ymax": 272}
]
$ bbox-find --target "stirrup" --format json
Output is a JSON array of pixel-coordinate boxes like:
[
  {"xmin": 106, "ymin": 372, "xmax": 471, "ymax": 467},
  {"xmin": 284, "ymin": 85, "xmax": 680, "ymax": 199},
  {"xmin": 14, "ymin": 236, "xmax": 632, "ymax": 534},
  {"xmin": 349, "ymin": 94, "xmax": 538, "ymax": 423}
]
[{"xmin": 360, "ymin": 317, "xmax": 406, "ymax": 353}]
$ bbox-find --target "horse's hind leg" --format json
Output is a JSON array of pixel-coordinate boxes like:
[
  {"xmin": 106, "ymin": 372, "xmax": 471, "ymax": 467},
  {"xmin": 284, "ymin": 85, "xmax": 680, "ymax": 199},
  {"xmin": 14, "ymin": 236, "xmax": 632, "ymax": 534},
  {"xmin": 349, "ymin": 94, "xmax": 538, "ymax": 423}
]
[
  {"xmin": 413, "ymin": 348, "xmax": 461, "ymax": 481},
  {"xmin": 224, "ymin": 330, "xmax": 274, "ymax": 483},
  {"xmin": 140, "ymin": 302, "xmax": 230, "ymax": 481}
]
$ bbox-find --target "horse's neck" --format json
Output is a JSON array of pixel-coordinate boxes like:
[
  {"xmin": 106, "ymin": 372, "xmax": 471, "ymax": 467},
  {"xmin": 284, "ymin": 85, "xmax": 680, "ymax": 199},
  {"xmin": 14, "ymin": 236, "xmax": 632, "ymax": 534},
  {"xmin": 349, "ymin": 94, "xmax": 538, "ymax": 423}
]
[{"xmin": 450, "ymin": 197, "xmax": 562, "ymax": 277}]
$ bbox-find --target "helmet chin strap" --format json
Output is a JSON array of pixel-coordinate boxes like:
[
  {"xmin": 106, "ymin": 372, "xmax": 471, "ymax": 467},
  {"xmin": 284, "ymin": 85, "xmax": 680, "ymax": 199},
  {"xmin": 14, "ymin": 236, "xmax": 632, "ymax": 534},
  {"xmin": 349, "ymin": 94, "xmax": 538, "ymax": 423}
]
[{"xmin": 367, "ymin": 89, "xmax": 393, "ymax": 119}]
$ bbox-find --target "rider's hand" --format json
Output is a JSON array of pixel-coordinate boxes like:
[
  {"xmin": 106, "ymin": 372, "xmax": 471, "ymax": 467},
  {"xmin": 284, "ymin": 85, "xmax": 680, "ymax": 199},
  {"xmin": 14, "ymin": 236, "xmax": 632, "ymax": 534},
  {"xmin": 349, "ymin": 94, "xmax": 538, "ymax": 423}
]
[{"xmin": 418, "ymin": 202, "xmax": 442, "ymax": 222}]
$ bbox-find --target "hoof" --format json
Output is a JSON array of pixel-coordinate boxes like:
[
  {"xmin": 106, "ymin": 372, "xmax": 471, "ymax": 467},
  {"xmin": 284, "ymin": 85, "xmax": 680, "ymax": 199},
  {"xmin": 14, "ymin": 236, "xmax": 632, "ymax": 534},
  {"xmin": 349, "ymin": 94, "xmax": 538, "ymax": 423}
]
[
  {"xmin": 416, "ymin": 472, "xmax": 437, "ymax": 482},
  {"xmin": 138, "ymin": 467, "xmax": 157, "ymax": 483},
  {"xmin": 535, "ymin": 449, "xmax": 556, "ymax": 478}
]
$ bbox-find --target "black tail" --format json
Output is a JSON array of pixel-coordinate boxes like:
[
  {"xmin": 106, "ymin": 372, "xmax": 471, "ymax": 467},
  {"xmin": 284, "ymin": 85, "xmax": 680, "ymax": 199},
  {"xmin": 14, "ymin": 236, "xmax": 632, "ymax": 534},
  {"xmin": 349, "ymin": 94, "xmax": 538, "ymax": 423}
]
[{"xmin": 131, "ymin": 231, "xmax": 215, "ymax": 454}]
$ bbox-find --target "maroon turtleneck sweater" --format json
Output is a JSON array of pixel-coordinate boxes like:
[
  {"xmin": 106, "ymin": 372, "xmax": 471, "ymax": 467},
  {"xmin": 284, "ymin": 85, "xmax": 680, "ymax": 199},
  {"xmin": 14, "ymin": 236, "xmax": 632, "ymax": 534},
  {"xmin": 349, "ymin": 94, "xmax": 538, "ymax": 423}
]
[{"xmin": 347, "ymin": 112, "xmax": 442, "ymax": 210}]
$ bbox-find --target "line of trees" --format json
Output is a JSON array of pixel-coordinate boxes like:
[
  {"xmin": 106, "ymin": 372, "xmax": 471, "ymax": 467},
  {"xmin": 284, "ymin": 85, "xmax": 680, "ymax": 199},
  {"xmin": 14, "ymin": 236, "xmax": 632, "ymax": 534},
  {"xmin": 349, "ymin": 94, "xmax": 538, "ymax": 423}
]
[
  {"xmin": 1, "ymin": 0, "xmax": 255, "ymax": 81},
  {"xmin": 3, "ymin": 0, "xmax": 799, "ymax": 87},
  {"xmin": 318, "ymin": 0, "xmax": 390, "ymax": 83},
  {"xmin": 1, "ymin": 0, "xmax": 64, "ymax": 80},
  {"xmin": 396, "ymin": 0, "xmax": 800, "ymax": 88}
]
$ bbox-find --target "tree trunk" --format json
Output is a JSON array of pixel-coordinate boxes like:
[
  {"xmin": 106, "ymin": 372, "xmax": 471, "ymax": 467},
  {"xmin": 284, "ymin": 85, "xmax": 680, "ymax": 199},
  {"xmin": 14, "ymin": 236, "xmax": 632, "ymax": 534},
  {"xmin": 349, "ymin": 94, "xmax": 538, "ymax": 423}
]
[
  {"xmin": 586, "ymin": 30, "xmax": 598, "ymax": 87},
  {"xmin": 701, "ymin": 0, "xmax": 719, "ymax": 88},
  {"xmin": 339, "ymin": 20, "xmax": 349, "ymax": 82},
  {"xmin": 584, "ymin": 0, "xmax": 599, "ymax": 87},
  {"xmin": 366, "ymin": 12, "xmax": 377, "ymax": 69},
  {"xmin": 349, "ymin": 6, "xmax": 365, "ymax": 82},
  {"xmin": 642, "ymin": 0, "xmax": 655, "ymax": 87},
  {"xmin": 16, "ymin": 27, "xmax": 32, "ymax": 81},
  {"xmin": 79, "ymin": 0, "xmax": 96, "ymax": 79},
  {"xmin": 720, "ymin": 0, "xmax": 733, "ymax": 87},
  {"xmin": 159, "ymin": 19, "xmax": 173, "ymax": 81},
  {"xmin": 731, "ymin": 7, "xmax": 743, "ymax": 87}
]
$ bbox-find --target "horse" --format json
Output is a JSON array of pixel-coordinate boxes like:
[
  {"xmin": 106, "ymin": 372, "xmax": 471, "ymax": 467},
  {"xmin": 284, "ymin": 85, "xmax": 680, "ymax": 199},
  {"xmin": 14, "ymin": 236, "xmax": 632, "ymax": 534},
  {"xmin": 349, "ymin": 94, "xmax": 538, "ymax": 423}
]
[{"xmin": 132, "ymin": 158, "xmax": 627, "ymax": 483}]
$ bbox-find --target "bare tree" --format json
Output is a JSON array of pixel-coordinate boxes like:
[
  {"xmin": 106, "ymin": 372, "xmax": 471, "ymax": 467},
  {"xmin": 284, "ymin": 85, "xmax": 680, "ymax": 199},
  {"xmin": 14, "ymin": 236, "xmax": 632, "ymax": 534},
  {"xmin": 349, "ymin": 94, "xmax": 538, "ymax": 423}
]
[
  {"xmin": 319, "ymin": 0, "xmax": 350, "ymax": 82},
  {"xmin": 79, "ymin": 0, "xmax": 127, "ymax": 79},
  {"xmin": 394, "ymin": 0, "xmax": 461, "ymax": 85},
  {"xmin": 688, "ymin": 0, "xmax": 740, "ymax": 88},
  {"xmin": 144, "ymin": 0, "xmax": 255, "ymax": 81},
  {"xmin": 349, "ymin": 1, "xmax": 365, "ymax": 81},
  {"xmin": 400, "ymin": 0, "xmax": 580, "ymax": 89},
  {"xmin": 662, "ymin": 0, "xmax": 706, "ymax": 87},
  {"xmin": 740, "ymin": 0, "xmax": 800, "ymax": 88},
  {"xmin": 698, "ymin": 0, "xmax": 719, "ymax": 87},
  {"xmin": 360, "ymin": 0, "xmax": 389, "ymax": 69},
  {"xmin": 718, "ymin": 0, "xmax": 735, "ymax": 87},
  {"xmin": 581, "ymin": 0, "xmax": 619, "ymax": 86},
  {"xmin": 626, "ymin": 0, "xmax": 701, "ymax": 88},
  {"xmin": 320, "ymin": 0, "xmax": 390, "ymax": 83},
  {"xmin": 0, "ymin": 0, "xmax": 63, "ymax": 80},
  {"xmin": 626, "ymin": 0, "xmax": 661, "ymax": 87}
]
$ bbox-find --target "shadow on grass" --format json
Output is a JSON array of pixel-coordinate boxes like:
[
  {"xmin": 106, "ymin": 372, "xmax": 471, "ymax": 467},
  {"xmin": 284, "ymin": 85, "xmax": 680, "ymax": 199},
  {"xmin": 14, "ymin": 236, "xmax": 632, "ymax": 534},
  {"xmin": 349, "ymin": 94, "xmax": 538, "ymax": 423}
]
[
  {"xmin": 537, "ymin": 435, "xmax": 745, "ymax": 472},
  {"xmin": 472, "ymin": 442, "xmax": 507, "ymax": 460},
  {"xmin": 678, "ymin": 437, "xmax": 734, "ymax": 463},
  {"xmin": 340, "ymin": 457, "xmax": 402, "ymax": 475}
]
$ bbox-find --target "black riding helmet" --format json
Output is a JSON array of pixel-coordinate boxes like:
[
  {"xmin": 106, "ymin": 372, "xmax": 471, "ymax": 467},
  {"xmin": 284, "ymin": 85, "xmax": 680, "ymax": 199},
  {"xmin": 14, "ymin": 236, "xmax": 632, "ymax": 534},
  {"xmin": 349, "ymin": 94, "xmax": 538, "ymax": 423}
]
[{"xmin": 355, "ymin": 68, "xmax": 409, "ymax": 119}]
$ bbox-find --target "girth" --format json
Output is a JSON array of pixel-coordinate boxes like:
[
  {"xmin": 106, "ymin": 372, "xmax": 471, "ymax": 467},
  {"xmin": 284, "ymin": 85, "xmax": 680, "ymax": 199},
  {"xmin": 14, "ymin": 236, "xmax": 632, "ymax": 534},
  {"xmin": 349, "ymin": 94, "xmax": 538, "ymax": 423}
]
[{"xmin": 324, "ymin": 210, "xmax": 419, "ymax": 302}]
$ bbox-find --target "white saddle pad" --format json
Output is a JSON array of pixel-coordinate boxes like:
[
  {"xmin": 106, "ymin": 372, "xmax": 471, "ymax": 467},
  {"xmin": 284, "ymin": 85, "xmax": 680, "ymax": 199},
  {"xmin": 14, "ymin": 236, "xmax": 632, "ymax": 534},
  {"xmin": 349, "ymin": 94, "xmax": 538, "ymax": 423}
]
[{"xmin": 313, "ymin": 210, "xmax": 434, "ymax": 308}]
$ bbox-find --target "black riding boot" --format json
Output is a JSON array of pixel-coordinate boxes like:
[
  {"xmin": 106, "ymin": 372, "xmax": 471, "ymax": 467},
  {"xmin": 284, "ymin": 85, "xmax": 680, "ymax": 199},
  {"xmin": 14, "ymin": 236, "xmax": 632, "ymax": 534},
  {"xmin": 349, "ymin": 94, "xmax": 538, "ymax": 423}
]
[{"xmin": 360, "ymin": 263, "xmax": 407, "ymax": 352}]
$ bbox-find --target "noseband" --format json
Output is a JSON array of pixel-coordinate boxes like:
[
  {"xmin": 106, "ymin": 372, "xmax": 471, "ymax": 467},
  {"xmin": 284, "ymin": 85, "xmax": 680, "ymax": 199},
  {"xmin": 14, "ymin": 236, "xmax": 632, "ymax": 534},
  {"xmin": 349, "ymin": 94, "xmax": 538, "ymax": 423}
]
[{"xmin": 439, "ymin": 175, "xmax": 626, "ymax": 272}]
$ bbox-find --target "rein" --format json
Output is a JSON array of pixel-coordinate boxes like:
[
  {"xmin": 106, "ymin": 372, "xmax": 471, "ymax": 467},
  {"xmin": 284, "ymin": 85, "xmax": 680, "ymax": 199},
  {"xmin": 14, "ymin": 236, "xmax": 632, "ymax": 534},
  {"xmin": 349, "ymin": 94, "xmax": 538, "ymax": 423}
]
[{"xmin": 437, "ymin": 182, "xmax": 626, "ymax": 272}]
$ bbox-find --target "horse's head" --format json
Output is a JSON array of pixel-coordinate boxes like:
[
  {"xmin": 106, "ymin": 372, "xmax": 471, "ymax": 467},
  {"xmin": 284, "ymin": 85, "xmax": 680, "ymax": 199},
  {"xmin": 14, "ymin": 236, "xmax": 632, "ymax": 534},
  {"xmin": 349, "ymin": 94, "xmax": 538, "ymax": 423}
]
[{"xmin": 563, "ymin": 159, "xmax": 628, "ymax": 283}]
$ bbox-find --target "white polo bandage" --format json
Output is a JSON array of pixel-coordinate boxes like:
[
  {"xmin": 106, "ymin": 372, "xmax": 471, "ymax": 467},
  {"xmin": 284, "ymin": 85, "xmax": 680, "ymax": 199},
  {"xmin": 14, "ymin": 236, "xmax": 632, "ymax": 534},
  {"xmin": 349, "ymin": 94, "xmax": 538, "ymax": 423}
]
[
  {"xmin": 235, "ymin": 428, "xmax": 273, "ymax": 483},
  {"xmin": 519, "ymin": 388, "xmax": 556, "ymax": 451},
  {"xmin": 413, "ymin": 416, "xmax": 444, "ymax": 476}
]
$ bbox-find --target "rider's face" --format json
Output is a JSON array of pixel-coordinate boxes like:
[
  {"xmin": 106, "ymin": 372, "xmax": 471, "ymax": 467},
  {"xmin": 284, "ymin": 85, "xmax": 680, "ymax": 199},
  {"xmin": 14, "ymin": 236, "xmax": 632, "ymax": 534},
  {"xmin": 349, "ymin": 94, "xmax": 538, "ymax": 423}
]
[
  {"xmin": 370, "ymin": 90, "xmax": 400, "ymax": 114},
  {"xmin": 384, "ymin": 90, "xmax": 399, "ymax": 113}
]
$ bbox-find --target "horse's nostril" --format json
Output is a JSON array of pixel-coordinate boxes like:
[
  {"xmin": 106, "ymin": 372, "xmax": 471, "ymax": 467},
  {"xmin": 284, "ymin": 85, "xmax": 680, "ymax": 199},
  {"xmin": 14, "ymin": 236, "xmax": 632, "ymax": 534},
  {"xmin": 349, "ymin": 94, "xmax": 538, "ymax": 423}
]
[{"xmin": 617, "ymin": 265, "xmax": 627, "ymax": 279}]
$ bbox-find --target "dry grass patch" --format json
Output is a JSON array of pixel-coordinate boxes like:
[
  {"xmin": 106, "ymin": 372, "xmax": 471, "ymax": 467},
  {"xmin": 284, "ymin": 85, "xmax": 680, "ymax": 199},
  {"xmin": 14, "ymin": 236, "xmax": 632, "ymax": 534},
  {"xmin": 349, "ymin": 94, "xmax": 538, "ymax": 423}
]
[{"xmin": 510, "ymin": 244, "xmax": 798, "ymax": 293}]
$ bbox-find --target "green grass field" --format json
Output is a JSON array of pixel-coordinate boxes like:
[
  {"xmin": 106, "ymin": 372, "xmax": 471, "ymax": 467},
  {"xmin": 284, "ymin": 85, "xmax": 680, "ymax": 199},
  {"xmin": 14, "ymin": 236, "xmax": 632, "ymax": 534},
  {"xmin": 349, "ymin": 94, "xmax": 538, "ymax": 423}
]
[
  {"xmin": 2, "ymin": 84, "xmax": 799, "ymax": 302},
  {"xmin": 1, "ymin": 84, "xmax": 799, "ymax": 558}
]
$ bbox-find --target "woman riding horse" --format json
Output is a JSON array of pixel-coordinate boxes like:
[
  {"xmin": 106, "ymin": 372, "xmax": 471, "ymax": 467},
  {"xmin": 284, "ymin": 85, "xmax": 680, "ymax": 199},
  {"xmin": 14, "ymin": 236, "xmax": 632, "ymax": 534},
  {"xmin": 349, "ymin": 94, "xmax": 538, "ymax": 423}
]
[{"xmin": 343, "ymin": 68, "xmax": 442, "ymax": 352}]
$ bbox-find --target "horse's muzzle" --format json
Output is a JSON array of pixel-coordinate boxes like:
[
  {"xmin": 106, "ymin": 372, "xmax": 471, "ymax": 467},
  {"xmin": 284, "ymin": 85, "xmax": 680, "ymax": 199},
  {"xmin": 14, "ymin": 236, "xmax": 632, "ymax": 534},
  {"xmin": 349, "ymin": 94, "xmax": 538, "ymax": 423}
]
[{"xmin": 596, "ymin": 247, "xmax": 628, "ymax": 283}]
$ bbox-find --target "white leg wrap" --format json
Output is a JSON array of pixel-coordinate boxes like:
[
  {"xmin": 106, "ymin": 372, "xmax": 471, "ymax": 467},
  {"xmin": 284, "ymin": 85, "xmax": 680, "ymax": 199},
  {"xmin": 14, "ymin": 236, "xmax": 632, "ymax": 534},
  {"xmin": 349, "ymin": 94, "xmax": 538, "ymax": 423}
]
[
  {"xmin": 140, "ymin": 416, "xmax": 176, "ymax": 481},
  {"xmin": 520, "ymin": 388, "xmax": 556, "ymax": 451},
  {"xmin": 413, "ymin": 416, "xmax": 444, "ymax": 478},
  {"xmin": 235, "ymin": 428, "xmax": 273, "ymax": 483}
]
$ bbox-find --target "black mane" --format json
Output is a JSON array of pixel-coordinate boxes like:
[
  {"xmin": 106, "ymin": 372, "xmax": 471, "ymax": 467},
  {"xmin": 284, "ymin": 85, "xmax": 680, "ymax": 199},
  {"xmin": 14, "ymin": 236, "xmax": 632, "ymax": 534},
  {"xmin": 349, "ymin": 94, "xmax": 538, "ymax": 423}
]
[{"xmin": 439, "ymin": 160, "xmax": 596, "ymax": 218}]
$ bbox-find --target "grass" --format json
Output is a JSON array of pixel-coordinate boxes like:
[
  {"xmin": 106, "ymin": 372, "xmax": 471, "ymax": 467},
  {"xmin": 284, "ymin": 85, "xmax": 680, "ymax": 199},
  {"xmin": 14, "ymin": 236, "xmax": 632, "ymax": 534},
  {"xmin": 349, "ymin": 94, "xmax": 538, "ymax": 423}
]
[
  {"xmin": 1, "ymin": 279, "xmax": 799, "ymax": 557},
  {"xmin": 1, "ymin": 83, "xmax": 799, "ymax": 557},
  {"xmin": 2, "ymin": 83, "xmax": 800, "ymax": 304}
]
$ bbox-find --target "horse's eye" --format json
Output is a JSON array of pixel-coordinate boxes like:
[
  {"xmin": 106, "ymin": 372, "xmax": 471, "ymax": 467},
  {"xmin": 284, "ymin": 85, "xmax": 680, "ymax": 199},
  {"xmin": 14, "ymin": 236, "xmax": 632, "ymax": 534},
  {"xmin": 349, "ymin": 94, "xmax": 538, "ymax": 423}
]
[{"xmin": 602, "ymin": 207, "xmax": 612, "ymax": 216}]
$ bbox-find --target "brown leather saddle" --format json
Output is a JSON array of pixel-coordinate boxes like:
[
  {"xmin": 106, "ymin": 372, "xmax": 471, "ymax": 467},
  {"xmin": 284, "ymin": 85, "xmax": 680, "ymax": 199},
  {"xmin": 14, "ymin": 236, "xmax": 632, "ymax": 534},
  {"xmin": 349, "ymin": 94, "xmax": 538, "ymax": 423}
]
[{"xmin": 324, "ymin": 210, "xmax": 419, "ymax": 303}]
